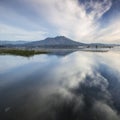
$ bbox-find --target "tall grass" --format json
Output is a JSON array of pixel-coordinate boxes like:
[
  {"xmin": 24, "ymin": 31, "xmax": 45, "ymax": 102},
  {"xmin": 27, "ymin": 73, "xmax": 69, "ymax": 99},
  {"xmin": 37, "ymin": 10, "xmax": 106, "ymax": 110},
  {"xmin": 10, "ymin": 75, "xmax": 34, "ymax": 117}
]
[{"xmin": 0, "ymin": 49, "xmax": 48, "ymax": 57}]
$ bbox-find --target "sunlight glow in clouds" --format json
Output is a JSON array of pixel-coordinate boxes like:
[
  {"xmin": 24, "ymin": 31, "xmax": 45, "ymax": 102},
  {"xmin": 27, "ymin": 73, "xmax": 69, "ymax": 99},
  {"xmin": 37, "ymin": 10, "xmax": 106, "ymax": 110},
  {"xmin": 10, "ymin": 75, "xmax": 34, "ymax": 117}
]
[
  {"xmin": 0, "ymin": 0, "xmax": 120, "ymax": 43},
  {"xmin": 30, "ymin": 0, "xmax": 113, "ymax": 42}
]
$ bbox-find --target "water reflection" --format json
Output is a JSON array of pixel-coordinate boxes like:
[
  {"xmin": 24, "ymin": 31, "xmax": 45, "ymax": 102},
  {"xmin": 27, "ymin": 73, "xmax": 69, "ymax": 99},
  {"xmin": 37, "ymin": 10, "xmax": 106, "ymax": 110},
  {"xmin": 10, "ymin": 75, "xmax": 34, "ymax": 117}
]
[{"xmin": 0, "ymin": 51, "xmax": 120, "ymax": 120}]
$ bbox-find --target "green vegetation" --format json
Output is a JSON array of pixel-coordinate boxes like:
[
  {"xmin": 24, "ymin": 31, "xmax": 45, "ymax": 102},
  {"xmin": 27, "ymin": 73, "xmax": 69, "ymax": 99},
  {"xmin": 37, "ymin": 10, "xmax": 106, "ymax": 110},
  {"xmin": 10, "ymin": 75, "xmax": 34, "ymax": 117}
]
[{"xmin": 0, "ymin": 49, "xmax": 49, "ymax": 57}]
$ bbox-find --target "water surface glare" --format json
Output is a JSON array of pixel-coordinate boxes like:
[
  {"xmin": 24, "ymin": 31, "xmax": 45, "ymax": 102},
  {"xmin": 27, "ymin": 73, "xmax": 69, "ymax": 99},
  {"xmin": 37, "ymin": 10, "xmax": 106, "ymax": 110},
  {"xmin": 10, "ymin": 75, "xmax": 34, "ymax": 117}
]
[{"xmin": 0, "ymin": 51, "xmax": 120, "ymax": 120}]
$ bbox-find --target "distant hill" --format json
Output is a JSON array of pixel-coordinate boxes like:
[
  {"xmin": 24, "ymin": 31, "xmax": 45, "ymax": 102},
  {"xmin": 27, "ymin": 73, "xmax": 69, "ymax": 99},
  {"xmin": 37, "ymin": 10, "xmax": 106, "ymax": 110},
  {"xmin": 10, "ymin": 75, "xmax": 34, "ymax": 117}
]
[
  {"xmin": 88, "ymin": 43, "xmax": 120, "ymax": 48},
  {"xmin": 24, "ymin": 36, "xmax": 85, "ymax": 48},
  {"xmin": 1, "ymin": 36, "xmax": 119, "ymax": 49},
  {"xmin": 0, "ymin": 41, "xmax": 28, "ymax": 45}
]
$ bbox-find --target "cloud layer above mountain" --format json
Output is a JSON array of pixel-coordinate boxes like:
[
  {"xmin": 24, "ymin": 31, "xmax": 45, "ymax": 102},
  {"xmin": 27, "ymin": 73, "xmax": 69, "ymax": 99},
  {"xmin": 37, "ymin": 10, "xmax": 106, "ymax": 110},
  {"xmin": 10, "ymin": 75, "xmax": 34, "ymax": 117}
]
[{"xmin": 0, "ymin": 0, "xmax": 120, "ymax": 43}]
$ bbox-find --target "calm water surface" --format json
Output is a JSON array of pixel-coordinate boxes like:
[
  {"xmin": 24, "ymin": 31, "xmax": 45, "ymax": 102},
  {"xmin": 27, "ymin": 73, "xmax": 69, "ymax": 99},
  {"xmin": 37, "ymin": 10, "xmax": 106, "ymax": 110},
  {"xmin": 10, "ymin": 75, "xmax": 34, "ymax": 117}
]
[{"xmin": 0, "ymin": 51, "xmax": 120, "ymax": 120}]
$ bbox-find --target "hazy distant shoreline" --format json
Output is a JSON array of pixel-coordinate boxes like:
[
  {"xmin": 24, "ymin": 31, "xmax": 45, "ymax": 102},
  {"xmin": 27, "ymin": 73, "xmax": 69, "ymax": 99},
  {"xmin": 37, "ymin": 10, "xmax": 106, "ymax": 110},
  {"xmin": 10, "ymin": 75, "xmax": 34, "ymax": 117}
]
[
  {"xmin": 0, "ymin": 47, "xmax": 116, "ymax": 57},
  {"xmin": 0, "ymin": 36, "xmax": 120, "ymax": 57}
]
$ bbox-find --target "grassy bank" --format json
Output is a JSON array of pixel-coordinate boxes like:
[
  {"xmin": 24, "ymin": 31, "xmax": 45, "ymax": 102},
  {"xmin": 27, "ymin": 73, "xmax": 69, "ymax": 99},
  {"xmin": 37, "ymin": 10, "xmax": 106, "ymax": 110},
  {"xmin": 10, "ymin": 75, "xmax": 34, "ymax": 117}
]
[{"xmin": 0, "ymin": 49, "xmax": 49, "ymax": 57}]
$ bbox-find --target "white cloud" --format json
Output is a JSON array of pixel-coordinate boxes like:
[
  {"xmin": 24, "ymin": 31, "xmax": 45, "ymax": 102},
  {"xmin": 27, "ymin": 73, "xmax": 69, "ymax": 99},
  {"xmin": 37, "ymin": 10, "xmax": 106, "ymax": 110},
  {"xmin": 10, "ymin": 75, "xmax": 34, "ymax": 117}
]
[
  {"xmin": 94, "ymin": 19, "xmax": 120, "ymax": 43},
  {"xmin": 0, "ymin": 24, "xmax": 47, "ymax": 40},
  {"xmin": 29, "ymin": 0, "xmax": 116, "ymax": 43},
  {"xmin": 1, "ymin": 0, "xmax": 120, "ymax": 43}
]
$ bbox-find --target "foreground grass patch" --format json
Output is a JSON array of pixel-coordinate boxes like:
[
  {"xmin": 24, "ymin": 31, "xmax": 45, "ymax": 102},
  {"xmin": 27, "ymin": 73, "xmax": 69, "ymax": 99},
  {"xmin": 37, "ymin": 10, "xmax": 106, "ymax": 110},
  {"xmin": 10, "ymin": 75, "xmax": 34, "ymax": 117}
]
[{"xmin": 0, "ymin": 49, "xmax": 49, "ymax": 57}]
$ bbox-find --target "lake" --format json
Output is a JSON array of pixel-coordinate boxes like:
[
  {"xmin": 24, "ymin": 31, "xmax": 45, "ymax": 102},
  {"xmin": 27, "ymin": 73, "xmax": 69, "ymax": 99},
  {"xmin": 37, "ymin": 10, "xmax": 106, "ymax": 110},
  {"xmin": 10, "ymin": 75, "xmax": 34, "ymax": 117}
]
[{"xmin": 0, "ymin": 51, "xmax": 120, "ymax": 120}]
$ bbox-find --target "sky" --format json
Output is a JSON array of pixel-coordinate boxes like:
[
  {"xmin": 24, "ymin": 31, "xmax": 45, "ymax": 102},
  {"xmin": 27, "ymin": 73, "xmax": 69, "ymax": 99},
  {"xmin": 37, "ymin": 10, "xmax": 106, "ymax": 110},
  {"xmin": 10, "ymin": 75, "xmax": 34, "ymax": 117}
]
[{"xmin": 0, "ymin": 0, "xmax": 120, "ymax": 43}]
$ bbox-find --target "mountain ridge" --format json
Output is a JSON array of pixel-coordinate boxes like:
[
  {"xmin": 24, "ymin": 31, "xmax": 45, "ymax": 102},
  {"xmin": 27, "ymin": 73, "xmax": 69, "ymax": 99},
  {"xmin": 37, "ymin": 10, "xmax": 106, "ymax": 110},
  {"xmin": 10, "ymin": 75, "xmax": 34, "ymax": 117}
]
[
  {"xmin": 0, "ymin": 36, "xmax": 119, "ymax": 48},
  {"xmin": 24, "ymin": 36, "xmax": 85, "ymax": 47}
]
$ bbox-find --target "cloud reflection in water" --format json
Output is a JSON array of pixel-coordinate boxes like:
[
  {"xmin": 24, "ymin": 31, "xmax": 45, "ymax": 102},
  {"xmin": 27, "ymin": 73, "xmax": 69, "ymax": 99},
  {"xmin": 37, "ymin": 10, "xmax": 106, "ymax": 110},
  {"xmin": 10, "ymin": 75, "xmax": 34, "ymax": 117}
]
[{"xmin": 0, "ymin": 51, "xmax": 120, "ymax": 120}]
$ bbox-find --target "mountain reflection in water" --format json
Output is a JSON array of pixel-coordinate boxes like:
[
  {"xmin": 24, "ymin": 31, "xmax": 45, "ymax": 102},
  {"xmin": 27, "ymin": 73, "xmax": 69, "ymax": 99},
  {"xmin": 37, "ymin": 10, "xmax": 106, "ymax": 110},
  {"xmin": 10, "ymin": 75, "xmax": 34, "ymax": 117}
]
[{"xmin": 0, "ymin": 51, "xmax": 120, "ymax": 120}]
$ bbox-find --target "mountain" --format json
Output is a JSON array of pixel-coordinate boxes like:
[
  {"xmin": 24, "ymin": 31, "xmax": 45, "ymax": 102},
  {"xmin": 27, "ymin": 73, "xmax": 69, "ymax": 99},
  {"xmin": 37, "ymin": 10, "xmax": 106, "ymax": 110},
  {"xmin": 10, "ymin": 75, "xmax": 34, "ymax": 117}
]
[
  {"xmin": 1, "ymin": 36, "xmax": 119, "ymax": 49},
  {"xmin": 24, "ymin": 36, "xmax": 85, "ymax": 48}
]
